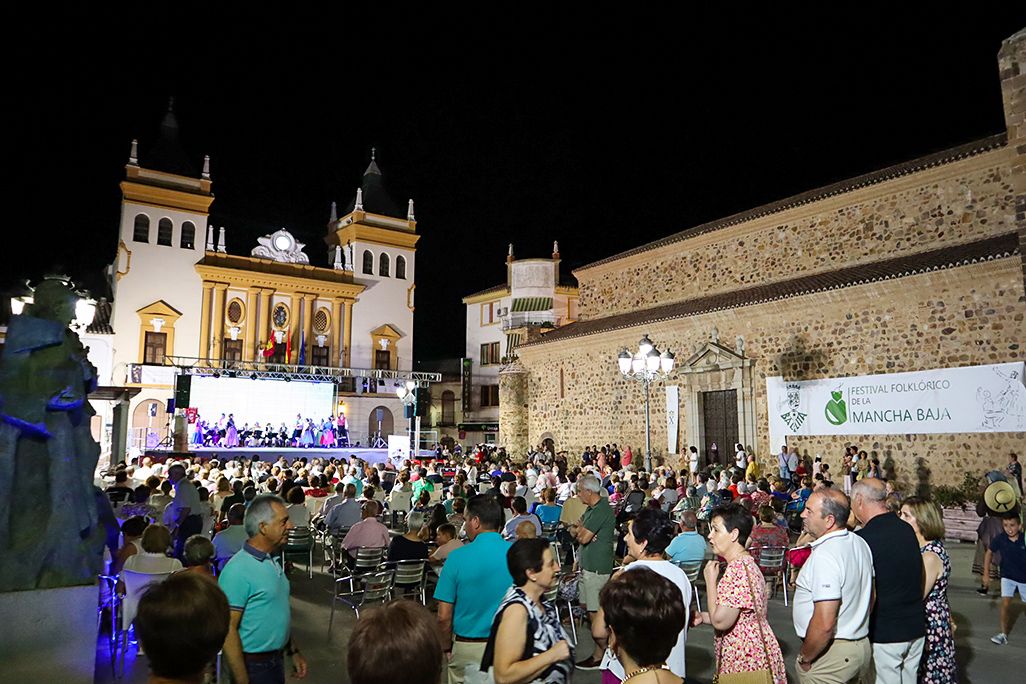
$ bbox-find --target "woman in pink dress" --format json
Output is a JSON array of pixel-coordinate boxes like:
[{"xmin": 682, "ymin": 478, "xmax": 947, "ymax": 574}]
[{"xmin": 692, "ymin": 503, "xmax": 786, "ymax": 684}]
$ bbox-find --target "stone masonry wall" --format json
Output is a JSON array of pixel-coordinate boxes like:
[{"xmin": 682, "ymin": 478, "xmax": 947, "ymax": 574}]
[
  {"xmin": 498, "ymin": 363, "xmax": 530, "ymax": 458},
  {"xmin": 576, "ymin": 150, "xmax": 1015, "ymax": 319},
  {"xmin": 515, "ymin": 258, "xmax": 1026, "ymax": 488}
]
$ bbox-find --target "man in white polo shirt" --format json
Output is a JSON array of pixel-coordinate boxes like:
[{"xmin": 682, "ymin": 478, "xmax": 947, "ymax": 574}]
[{"xmin": 793, "ymin": 488, "xmax": 873, "ymax": 683}]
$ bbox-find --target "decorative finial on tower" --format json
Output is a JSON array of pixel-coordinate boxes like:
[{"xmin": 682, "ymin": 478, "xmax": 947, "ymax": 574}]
[
  {"xmin": 128, "ymin": 139, "xmax": 139, "ymax": 166},
  {"xmin": 201, "ymin": 155, "xmax": 211, "ymax": 180},
  {"xmin": 355, "ymin": 187, "xmax": 364, "ymax": 212},
  {"xmin": 333, "ymin": 245, "xmax": 343, "ymax": 270},
  {"xmin": 329, "ymin": 201, "xmax": 337, "ymax": 222},
  {"xmin": 407, "ymin": 199, "xmax": 415, "ymax": 221},
  {"xmin": 371, "ymin": 147, "xmax": 376, "ymax": 162},
  {"xmin": 217, "ymin": 226, "xmax": 227, "ymax": 253},
  {"xmin": 167, "ymin": 96, "xmax": 175, "ymax": 112},
  {"xmin": 508, "ymin": 243, "xmax": 514, "ymax": 257},
  {"xmin": 205, "ymin": 224, "xmax": 214, "ymax": 252},
  {"xmin": 553, "ymin": 240, "xmax": 560, "ymax": 255}
]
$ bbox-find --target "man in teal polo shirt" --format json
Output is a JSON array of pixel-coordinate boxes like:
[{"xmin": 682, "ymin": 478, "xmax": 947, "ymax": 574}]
[
  {"xmin": 219, "ymin": 494, "xmax": 309, "ymax": 684},
  {"xmin": 435, "ymin": 494, "xmax": 513, "ymax": 684}
]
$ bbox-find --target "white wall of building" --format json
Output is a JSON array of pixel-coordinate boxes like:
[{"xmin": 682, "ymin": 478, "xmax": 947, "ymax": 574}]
[{"xmin": 350, "ymin": 241, "xmax": 416, "ymax": 370}]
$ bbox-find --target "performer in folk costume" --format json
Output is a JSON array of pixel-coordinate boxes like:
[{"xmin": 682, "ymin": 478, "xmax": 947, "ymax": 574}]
[
  {"xmin": 278, "ymin": 422, "xmax": 289, "ymax": 447},
  {"xmin": 224, "ymin": 413, "xmax": 239, "ymax": 448},
  {"xmin": 300, "ymin": 418, "xmax": 316, "ymax": 447},
  {"xmin": 191, "ymin": 416, "xmax": 204, "ymax": 445},
  {"xmin": 321, "ymin": 417, "xmax": 336, "ymax": 447},
  {"xmin": 337, "ymin": 412, "xmax": 349, "ymax": 447},
  {"xmin": 292, "ymin": 414, "xmax": 304, "ymax": 447}
]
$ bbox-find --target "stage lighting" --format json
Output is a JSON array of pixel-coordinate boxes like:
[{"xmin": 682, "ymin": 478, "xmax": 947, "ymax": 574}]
[
  {"xmin": 227, "ymin": 371, "xmax": 237, "ymax": 378},
  {"xmin": 284, "ymin": 376, "xmax": 291, "ymax": 382},
  {"xmin": 212, "ymin": 371, "xmax": 221, "ymax": 378},
  {"xmin": 251, "ymin": 373, "xmax": 258, "ymax": 380}
]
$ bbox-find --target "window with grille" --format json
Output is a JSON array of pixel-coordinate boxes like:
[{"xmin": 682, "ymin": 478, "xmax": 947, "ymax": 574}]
[
  {"xmin": 311, "ymin": 345, "xmax": 329, "ymax": 367},
  {"xmin": 143, "ymin": 332, "xmax": 167, "ymax": 365},
  {"xmin": 181, "ymin": 221, "xmax": 195, "ymax": 249},
  {"xmin": 379, "ymin": 253, "xmax": 390, "ymax": 277},
  {"xmin": 133, "ymin": 214, "xmax": 150, "ymax": 242},
  {"xmin": 480, "ymin": 384, "xmax": 500, "ymax": 407},
  {"xmin": 227, "ymin": 299, "xmax": 243, "ymax": 325},
  {"xmin": 396, "ymin": 256, "xmax": 407, "ymax": 279},
  {"xmin": 157, "ymin": 218, "xmax": 173, "ymax": 246},
  {"xmin": 313, "ymin": 308, "xmax": 329, "ymax": 333},
  {"xmin": 223, "ymin": 338, "xmax": 242, "ymax": 362}
]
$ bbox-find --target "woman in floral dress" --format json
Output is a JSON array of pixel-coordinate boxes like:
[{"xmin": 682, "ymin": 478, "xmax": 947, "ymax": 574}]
[
  {"xmin": 693, "ymin": 503, "xmax": 787, "ymax": 684},
  {"xmin": 900, "ymin": 497, "xmax": 957, "ymax": 683}
]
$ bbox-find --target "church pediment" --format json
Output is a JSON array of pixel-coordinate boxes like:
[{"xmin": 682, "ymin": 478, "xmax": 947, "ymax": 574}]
[
  {"xmin": 682, "ymin": 336, "xmax": 747, "ymax": 374},
  {"xmin": 370, "ymin": 323, "xmax": 403, "ymax": 339},
  {"xmin": 135, "ymin": 300, "xmax": 183, "ymax": 320}
]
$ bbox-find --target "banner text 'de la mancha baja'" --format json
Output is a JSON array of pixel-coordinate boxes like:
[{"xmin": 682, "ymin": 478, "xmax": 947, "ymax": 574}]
[{"xmin": 767, "ymin": 362, "xmax": 1025, "ymax": 446}]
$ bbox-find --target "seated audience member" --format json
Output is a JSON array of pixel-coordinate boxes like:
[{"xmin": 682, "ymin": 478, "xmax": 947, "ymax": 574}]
[
  {"xmin": 429, "ymin": 523, "xmax": 463, "ymax": 568},
  {"xmin": 448, "ymin": 497, "xmax": 467, "ymax": 530},
  {"xmin": 318, "ymin": 482, "xmax": 348, "ymax": 522},
  {"xmin": 122, "ymin": 524, "xmax": 183, "ymax": 578},
  {"xmin": 666, "ymin": 511, "xmax": 708, "ymax": 565},
  {"xmin": 112, "ymin": 516, "xmax": 149, "ymax": 574},
  {"xmin": 387, "ymin": 510, "xmax": 431, "ymax": 564},
  {"xmin": 210, "ymin": 502, "xmax": 247, "ymax": 568},
  {"xmin": 341, "ymin": 500, "xmax": 391, "ymax": 560},
  {"xmin": 347, "ymin": 600, "xmax": 443, "ymax": 684},
  {"xmin": 120, "ymin": 485, "xmax": 159, "ymax": 521},
  {"xmin": 748, "ymin": 505, "xmax": 789, "ymax": 551},
  {"xmin": 286, "ymin": 486, "xmax": 312, "ymax": 528},
  {"xmin": 326, "ymin": 484, "xmax": 362, "ymax": 534},
  {"xmin": 426, "ymin": 503, "xmax": 449, "ymax": 542},
  {"xmin": 535, "ymin": 488, "xmax": 563, "ymax": 526},
  {"xmin": 218, "ymin": 480, "xmax": 245, "ymax": 519},
  {"xmin": 106, "ymin": 470, "xmax": 136, "ymax": 504},
  {"xmin": 503, "ymin": 496, "xmax": 543, "ymax": 540},
  {"xmin": 515, "ymin": 520, "xmax": 539, "ymax": 540},
  {"xmin": 182, "ymin": 535, "xmax": 216, "ymax": 577},
  {"xmin": 135, "ymin": 572, "xmax": 230, "ymax": 684},
  {"xmin": 600, "ymin": 568, "xmax": 687, "ymax": 684}
]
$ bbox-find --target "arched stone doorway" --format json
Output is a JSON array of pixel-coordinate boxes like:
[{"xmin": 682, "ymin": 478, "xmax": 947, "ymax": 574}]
[
  {"xmin": 368, "ymin": 406, "xmax": 395, "ymax": 444},
  {"xmin": 539, "ymin": 431, "xmax": 556, "ymax": 456},
  {"xmin": 132, "ymin": 399, "xmax": 169, "ymax": 449}
]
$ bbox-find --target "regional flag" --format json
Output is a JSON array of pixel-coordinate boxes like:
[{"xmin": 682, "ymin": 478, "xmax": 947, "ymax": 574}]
[
  {"xmin": 298, "ymin": 330, "xmax": 306, "ymax": 366},
  {"xmin": 261, "ymin": 335, "xmax": 275, "ymax": 358}
]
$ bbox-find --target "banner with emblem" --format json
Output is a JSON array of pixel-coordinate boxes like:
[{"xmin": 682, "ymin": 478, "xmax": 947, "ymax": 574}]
[
  {"xmin": 666, "ymin": 385, "xmax": 679, "ymax": 455},
  {"xmin": 767, "ymin": 362, "xmax": 1026, "ymax": 448}
]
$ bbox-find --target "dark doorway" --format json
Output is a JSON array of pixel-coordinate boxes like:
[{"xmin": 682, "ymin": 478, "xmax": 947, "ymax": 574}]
[{"xmin": 702, "ymin": 390, "xmax": 738, "ymax": 467}]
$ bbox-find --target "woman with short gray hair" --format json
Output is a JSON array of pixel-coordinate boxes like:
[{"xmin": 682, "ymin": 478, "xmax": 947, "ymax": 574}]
[{"xmin": 387, "ymin": 509, "xmax": 430, "ymax": 564}]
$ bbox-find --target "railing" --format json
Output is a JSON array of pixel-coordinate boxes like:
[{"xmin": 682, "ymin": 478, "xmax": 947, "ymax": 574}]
[
  {"xmin": 160, "ymin": 356, "xmax": 441, "ymax": 384},
  {"xmin": 501, "ymin": 312, "xmax": 558, "ymax": 330}
]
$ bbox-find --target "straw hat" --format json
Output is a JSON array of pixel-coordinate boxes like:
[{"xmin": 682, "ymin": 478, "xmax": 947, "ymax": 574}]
[{"xmin": 984, "ymin": 481, "xmax": 1018, "ymax": 514}]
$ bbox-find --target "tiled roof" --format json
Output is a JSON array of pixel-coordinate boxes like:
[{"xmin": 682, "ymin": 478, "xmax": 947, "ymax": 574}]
[
  {"xmin": 86, "ymin": 297, "xmax": 114, "ymax": 334},
  {"xmin": 463, "ymin": 283, "xmax": 509, "ymax": 300},
  {"xmin": 523, "ymin": 232, "xmax": 1020, "ymax": 348},
  {"xmin": 579, "ymin": 133, "xmax": 1007, "ymax": 272}
]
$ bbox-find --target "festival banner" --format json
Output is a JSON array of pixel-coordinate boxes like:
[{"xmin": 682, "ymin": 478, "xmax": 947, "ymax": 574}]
[
  {"xmin": 767, "ymin": 362, "xmax": 1025, "ymax": 448},
  {"xmin": 666, "ymin": 385, "xmax": 680, "ymax": 455}
]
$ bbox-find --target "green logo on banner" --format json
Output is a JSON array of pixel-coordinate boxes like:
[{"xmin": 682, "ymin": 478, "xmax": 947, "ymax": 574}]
[{"xmin": 825, "ymin": 390, "xmax": 848, "ymax": 425}]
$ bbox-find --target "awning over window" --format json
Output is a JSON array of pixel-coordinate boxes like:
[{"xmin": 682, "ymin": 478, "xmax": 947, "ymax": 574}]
[
  {"xmin": 505, "ymin": 332, "xmax": 523, "ymax": 356},
  {"xmin": 511, "ymin": 297, "xmax": 552, "ymax": 312}
]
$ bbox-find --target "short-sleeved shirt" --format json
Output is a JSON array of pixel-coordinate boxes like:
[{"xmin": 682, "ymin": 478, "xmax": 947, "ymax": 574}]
[
  {"xmin": 433, "ymin": 531, "xmax": 512, "ymax": 638},
  {"xmin": 793, "ymin": 529, "xmax": 873, "ymax": 640},
  {"xmin": 218, "ymin": 543, "xmax": 291, "ymax": 653},
  {"xmin": 666, "ymin": 531, "xmax": 708, "ymax": 565},
  {"xmin": 170, "ymin": 479, "xmax": 201, "ymax": 522},
  {"xmin": 990, "ymin": 533, "xmax": 1026, "ymax": 583},
  {"xmin": 535, "ymin": 504, "xmax": 562, "ymax": 526},
  {"xmin": 580, "ymin": 499, "xmax": 616, "ymax": 575},
  {"xmin": 856, "ymin": 512, "xmax": 926, "ymax": 643},
  {"xmin": 503, "ymin": 513, "xmax": 542, "ymax": 540},
  {"xmin": 212, "ymin": 525, "xmax": 248, "ymax": 563}
]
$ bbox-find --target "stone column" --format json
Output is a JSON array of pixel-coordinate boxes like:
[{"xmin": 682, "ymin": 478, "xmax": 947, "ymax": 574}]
[
  {"xmin": 343, "ymin": 300, "xmax": 354, "ymax": 367},
  {"xmin": 198, "ymin": 281, "xmax": 213, "ymax": 363},
  {"xmin": 998, "ymin": 30, "xmax": 1026, "ymax": 290},
  {"xmin": 499, "ymin": 361, "xmax": 530, "ymax": 459},
  {"xmin": 258, "ymin": 290, "xmax": 272, "ymax": 354},
  {"xmin": 244, "ymin": 287, "xmax": 259, "ymax": 361},
  {"xmin": 210, "ymin": 284, "xmax": 228, "ymax": 363},
  {"xmin": 333, "ymin": 298, "xmax": 345, "ymax": 366},
  {"xmin": 302, "ymin": 293, "xmax": 314, "ymax": 364}
]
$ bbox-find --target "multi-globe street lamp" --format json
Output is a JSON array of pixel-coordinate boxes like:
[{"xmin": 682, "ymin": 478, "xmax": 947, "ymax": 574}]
[{"xmin": 617, "ymin": 334, "xmax": 675, "ymax": 472}]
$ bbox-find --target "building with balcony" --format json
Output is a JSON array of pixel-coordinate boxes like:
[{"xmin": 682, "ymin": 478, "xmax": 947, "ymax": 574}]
[{"xmin": 459, "ymin": 244, "xmax": 578, "ymax": 445}]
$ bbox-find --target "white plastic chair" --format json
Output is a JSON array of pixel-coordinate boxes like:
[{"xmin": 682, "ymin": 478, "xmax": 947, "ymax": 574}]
[{"xmin": 118, "ymin": 569, "xmax": 175, "ymax": 675}]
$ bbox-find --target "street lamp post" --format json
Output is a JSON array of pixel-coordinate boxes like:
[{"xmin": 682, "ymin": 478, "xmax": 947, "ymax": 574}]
[
  {"xmin": 617, "ymin": 334, "xmax": 675, "ymax": 472},
  {"xmin": 396, "ymin": 380, "xmax": 418, "ymax": 458}
]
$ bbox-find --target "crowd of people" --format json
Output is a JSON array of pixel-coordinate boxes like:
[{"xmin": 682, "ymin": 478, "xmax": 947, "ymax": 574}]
[{"xmin": 96, "ymin": 441, "xmax": 1024, "ymax": 684}]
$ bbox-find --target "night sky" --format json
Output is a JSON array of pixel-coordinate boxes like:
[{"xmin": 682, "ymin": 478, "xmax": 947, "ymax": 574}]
[{"xmin": 10, "ymin": 8, "xmax": 1025, "ymax": 363}]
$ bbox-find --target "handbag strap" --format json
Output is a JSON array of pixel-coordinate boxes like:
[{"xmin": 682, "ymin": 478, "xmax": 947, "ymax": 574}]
[{"xmin": 740, "ymin": 557, "xmax": 773, "ymax": 672}]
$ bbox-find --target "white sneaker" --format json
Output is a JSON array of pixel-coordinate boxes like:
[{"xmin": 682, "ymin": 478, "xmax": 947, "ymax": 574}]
[{"xmin": 991, "ymin": 632, "xmax": 1008, "ymax": 645}]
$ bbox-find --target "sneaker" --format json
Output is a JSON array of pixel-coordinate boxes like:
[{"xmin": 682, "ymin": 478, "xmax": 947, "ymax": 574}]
[
  {"xmin": 575, "ymin": 656, "xmax": 602, "ymax": 670},
  {"xmin": 976, "ymin": 587, "xmax": 989, "ymax": 596},
  {"xmin": 991, "ymin": 632, "xmax": 1008, "ymax": 645}
]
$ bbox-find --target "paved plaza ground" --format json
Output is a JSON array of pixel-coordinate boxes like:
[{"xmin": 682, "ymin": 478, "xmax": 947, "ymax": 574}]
[{"xmin": 97, "ymin": 541, "xmax": 1026, "ymax": 683}]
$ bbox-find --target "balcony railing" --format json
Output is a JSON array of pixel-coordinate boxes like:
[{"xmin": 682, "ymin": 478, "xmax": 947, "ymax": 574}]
[{"xmin": 501, "ymin": 312, "xmax": 558, "ymax": 330}]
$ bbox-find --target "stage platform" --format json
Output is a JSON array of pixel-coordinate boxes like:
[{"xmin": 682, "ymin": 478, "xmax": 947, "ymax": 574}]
[{"xmin": 144, "ymin": 446, "xmax": 437, "ymax": 466}]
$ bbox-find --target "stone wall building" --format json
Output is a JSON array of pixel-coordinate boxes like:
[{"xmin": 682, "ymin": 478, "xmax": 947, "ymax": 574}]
[{"xmin": 502, "ymin": 29, "xmax": 1026, "ymax": 487}]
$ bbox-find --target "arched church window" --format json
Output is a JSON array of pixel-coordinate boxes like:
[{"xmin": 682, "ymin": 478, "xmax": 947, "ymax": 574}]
[
  {"xmin": 379, "ymin": 253, "xmax": 390, "ymax": 277},
  {"xmin": 363, "ymin": 250, "xmax": 374, "ymax": 275},
  {"xmin": 395, "ymin": 255, "xmax": 407, "ymax": 279},
  {"xmin": 133, "ymin": 214, "xmax": 150, "ymax": 243},
  {"xmin": 181, "ymin": 221, "xmax": 196, "ymax": 249},
  {"xmin": 157, "ymin": 218, "xmax": 173, "ymax": 246}
]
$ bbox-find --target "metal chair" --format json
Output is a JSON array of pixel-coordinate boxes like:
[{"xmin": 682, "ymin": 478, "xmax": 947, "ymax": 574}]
[
  {"xmin": 392, "ymin": 559, "xmax": 428, "ymax": 604},
  {"xmin": 351, "ymin": 546, "xmax": 387, "ymax": 577},
  {"xmin": 97, "ymin": 574, "xmax": 119, "ymax": 678},
  {"xmin": 751, "ymin": 545, "xmax": 789, "ymax": 606},
  {"xmin": 671, "ymin": 559, "xmax": 704, "ymax": 613},
  {"xmin": 330, "ymin": 569, "xmax": 395, "ymax": 630},
  {"xmin": 547, "ymin": 572, "xmax": 579, "ymax": 644},
  {"xmin": 281, "ymin": 526, "xmax": 315, "ymax": 579},
  {"xmin": 322, "ymin": 527, "xmax": 351, "ymax": 576}
]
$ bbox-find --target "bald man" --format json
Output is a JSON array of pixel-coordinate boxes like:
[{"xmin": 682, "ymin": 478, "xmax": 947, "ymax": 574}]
[
  {"xmin": 852, "ymin": 479, "xmax": 926, "ymax": 684},
  {"xmin": 793, "ymin": 489, "xmax": 873, "ymax": 683}
]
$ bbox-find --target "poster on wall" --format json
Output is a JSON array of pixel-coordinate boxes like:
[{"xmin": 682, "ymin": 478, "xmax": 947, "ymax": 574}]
[
  {"xmin": 666, "ymin": 385, "xmax": 679, "ymax": 455},
  {"xmin": 388, "ymin": 434, "xmax": 410, "ymax": 467},
  {"xmin": 767, "ymin": 362, "xmax": 1026, "ymax": 449}
]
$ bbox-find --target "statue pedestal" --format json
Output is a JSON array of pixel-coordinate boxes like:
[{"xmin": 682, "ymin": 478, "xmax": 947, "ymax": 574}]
[{"xmin": 0, "ymin": 583, "xmax": 98, "ymax": 683}]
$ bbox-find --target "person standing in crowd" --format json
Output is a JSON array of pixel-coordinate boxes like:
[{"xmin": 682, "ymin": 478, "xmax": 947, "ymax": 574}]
[
  {"xmin": 596, "ymin": 508, "xmax": 692, "ymax": 681},
  {"xmin": 600, "ymin": 568, "xmax": 687, "ymax": 684},
  {"xmin": 694, "ymin": 503, "xmax": 786, "ymax": 683},
  {"xmin": 793, "ymin": 489, "xmax": 873, "ymax": 683},
  {"xmin": 167, "ymin": 463, "xmax": 203, "ymax": 560},
  {"xmin": 778, "ymin": 444, "xmax": 790, "ymax": 481},
  {"xmin": 689, "ymin": 445, "xmax": 700, "ymax": 476},
  {"xmin": 434, "ymin": 495, "xmax": 513, "ymax": 684},
  {"xmin": 482, "ymin": 538, "xmax": 573, "ymax": 683},
  {"xmin": 347, "ymin": 601, "xmax": 444, "ymax": 684},
  {"xmin": 899, "ymin": 497, "xmax": 957, "ymax": 681},
  {"xmin": 984, "ymin": 511, "xmax": 1026, "ymax": 646},
  {"xmin": 1008, "ymin": 452, "xmax": 1023, "ymax": 497},
  {"xmin": 135, "ymin": 572, "xmax": 230, "ymax": 684},
  {"xmin": 572, "ymin": 474, "xmax": 617, "ymax": 671},
  {"xmin": 851, "ymin": 479, "xmax": 926, "ymax": 682},
  {"xmin": 218, "ymin": 494, "xmax": 308, "ymax": 684}
]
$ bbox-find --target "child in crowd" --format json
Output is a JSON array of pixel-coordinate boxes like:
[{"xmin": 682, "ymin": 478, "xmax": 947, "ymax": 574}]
[{"xmin": 985, "ymin": 512, "xmax": 1026, "ymax": 645}]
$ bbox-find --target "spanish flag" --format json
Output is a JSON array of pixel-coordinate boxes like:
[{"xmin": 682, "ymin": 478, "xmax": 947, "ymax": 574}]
[{"xmin": 261, "ymin": 335, "xmax": 275, "ymax": 358}]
